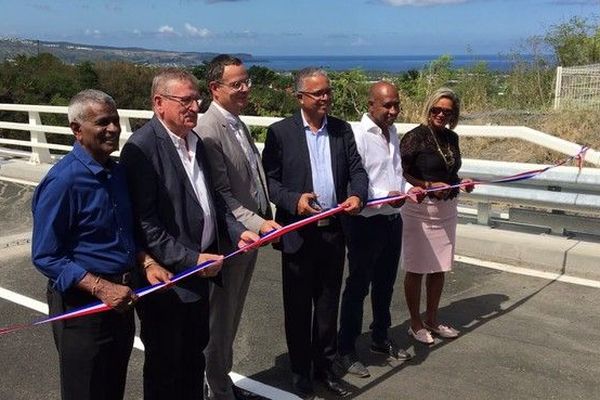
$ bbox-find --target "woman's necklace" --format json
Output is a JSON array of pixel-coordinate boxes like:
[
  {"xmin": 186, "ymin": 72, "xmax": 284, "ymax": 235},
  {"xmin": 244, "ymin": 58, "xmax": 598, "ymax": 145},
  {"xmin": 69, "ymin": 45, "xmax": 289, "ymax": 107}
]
[{"xmin": 428, "ymin": 126, "xmax": 455, "ymax": 169}]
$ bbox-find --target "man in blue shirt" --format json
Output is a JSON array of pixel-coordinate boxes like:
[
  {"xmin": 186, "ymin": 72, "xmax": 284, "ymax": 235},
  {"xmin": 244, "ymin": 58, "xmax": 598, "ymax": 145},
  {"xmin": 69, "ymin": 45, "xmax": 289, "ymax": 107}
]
[
  {"xmin": 262, "ymin": 68, "xmax": 368, "ymax": 399},
  {"xmin": 32, "ymin": 89, "xmax": 154, "ymax": 400}
]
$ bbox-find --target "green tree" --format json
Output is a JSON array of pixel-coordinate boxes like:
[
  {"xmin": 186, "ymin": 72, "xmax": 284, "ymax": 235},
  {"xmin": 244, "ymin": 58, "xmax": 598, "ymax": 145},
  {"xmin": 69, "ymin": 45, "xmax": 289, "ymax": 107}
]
[
  {"xmin": 248, "ymin": 65, "xmax": 278, "ymax": 86},
  {"xmin": 545, "ymin": 16, "xmax": 600, "ymax": 66},
  {"xmin": 328, "ymin": 70, "xmax": 369, "ymax": 120},
  {"xmin": 94, "ymin": 61, "xmax": 157, "ymax": 110},
  {"xmin": 77, "ymin": 61, "xmax": 99, "ymax": 88}
]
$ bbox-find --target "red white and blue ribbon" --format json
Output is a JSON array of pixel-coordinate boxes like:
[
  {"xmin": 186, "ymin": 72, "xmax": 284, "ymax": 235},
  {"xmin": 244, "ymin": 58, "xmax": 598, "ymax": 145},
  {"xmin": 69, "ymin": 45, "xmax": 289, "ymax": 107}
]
[{"xmin": 0, "ymin": 146, "xmax": 589, "ymax": 337}]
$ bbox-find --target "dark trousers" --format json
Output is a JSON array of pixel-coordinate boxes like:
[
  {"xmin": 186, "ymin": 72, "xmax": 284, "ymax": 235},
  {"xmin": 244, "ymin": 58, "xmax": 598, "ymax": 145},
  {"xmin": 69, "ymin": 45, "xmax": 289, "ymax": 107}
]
[
  {"xmin": 338, "ymin": 214, "xmax": 402, "ymax": 355},
  {"xmin": 47, "ymin": 282, "xmax": 135, "ymax": 400},
  {"xmin": 136, "ymin": 288, "xmax": 209, "ymax": 400},
  {"xmin": 281, "ymin": 222, "xmax": 346, "ymax": 378}
]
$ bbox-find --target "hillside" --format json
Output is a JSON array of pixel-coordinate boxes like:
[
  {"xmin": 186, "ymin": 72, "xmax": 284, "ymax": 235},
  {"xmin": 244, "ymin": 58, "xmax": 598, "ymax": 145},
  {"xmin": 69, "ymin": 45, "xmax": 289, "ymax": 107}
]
[{"xmin": 0, "ymin": 37, "xmax": 254, "ymax": 66}]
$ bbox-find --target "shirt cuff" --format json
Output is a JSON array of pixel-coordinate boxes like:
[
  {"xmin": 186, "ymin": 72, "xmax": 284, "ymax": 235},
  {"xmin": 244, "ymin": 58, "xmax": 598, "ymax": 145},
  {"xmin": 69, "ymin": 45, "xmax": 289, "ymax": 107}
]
[{"xmin": 53, "ymin": 262, "xmax": 88, "ymax": 293}]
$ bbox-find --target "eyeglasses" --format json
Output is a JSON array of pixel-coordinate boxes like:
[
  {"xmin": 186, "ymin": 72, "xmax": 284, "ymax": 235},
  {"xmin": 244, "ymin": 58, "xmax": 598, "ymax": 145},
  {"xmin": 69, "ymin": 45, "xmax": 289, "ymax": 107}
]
[
  {"xmin": 161, "ymin": 93, "xmax": 202, "ymax": 109},
  {"xmin": 217, "ymin": 78, "xmax": 252, "ymax": 92},
  {"xmin": 430, "ymin": 107, "xmax": 453, "ymax": 117},
  {"xmin": 299, "ymin": 88, "xmax": 333, "ymax": 100}
]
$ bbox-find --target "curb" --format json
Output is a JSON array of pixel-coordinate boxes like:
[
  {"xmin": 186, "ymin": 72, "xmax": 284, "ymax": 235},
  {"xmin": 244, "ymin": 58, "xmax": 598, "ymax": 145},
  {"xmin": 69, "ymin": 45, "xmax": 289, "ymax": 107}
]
[{"xmin": 456, "ymin": 223, "xmax": 600, "ymax": 282}]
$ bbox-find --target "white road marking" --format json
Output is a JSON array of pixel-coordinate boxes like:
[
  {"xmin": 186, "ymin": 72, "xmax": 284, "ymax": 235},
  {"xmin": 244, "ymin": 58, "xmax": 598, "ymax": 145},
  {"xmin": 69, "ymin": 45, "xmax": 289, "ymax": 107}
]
[
  {"xmin": 0, "ymin": 287, "xmax": 48, "ymax": 314},
  {"xmin": 455, "ymin": 255, "xmax": 600, "ymax": 289},
  {"xmin": 0, "ymin": 176, "xmax": 38, "ymax": 186},
  {"xmin": 0, "ymin": 286, "xmax": 300, "ymax": 400}
]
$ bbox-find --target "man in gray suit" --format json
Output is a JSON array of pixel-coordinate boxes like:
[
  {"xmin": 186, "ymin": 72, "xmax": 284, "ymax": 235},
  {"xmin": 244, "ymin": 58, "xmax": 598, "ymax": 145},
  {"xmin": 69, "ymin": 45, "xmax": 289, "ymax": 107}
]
[{"xmin": 196, "ymin": 54, "xmax": 281, "ymax": 400}]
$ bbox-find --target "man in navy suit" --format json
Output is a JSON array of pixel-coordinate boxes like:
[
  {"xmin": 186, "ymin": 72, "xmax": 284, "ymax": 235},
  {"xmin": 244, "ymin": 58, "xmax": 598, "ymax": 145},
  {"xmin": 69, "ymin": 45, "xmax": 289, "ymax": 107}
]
[
  {"xmin": 120, "ymin": 69, "xmax": 258, "ymax": 400},
  {"xmin": 262, "ymin": 67, "xmax": 368, "ymax": 399}
]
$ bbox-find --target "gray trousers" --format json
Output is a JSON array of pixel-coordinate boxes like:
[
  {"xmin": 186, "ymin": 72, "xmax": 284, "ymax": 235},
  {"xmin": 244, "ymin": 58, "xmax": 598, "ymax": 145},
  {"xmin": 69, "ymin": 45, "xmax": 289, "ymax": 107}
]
[{"xmin": 204, "ymin": 250, "xmax": 258, "ymax": 400}]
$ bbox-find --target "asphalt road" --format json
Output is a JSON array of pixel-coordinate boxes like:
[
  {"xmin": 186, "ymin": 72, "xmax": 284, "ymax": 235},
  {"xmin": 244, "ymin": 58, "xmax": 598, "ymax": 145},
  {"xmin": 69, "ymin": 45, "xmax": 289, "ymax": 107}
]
[{"xmin": 0, "ymin": 181, "xmax": 599, "ymax": 399}]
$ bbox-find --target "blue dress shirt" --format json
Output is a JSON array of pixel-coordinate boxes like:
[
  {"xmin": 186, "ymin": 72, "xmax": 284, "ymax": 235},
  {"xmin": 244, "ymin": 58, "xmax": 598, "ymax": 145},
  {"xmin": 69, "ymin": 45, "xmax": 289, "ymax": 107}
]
[
  {"xmin": 302, "ymin": 112, "xmax": 337, "ymax": 210},
  {"xmin": 32, "ymin": 142, "xmax": 137, "ymax": 292}
]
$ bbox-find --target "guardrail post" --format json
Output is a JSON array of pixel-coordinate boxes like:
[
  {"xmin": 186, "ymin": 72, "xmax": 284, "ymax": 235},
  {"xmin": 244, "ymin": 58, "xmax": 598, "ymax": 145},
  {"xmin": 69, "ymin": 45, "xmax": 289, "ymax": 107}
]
[
  {"xmin": 477, "ymin": 202, "xmax": 491, "ymax": 225},
  {"xmin": 119, "ymin": 116, "xmax": 132, "ymax": 151},
  {"xmin": 28, "ymin": 111, "xmax": 52, "ymax": 164},
  {"xmin": 554, "ymin": 66, "xmax": 562, "ymax": 110}
]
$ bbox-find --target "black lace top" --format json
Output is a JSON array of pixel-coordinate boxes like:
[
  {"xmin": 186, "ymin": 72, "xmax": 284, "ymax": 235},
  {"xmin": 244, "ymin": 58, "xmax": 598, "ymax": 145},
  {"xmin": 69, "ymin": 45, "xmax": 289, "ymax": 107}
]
[{"xmin": 400, "ymin": 124, "xmax": 462, "ymax": 199}]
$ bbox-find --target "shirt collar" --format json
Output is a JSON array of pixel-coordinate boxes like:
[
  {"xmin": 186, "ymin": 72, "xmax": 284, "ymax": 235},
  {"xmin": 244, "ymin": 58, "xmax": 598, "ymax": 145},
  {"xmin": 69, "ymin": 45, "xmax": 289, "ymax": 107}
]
[
  {"xmin": 301, "ymin": 110, "xmax": 328, "ymax": 134},
  {"xmin": 212, "ymin": 101, "xmax": 239, "ymax": 127},
  {"xmin": 72, "ymin": 141, "xmax": 114, "ymax": 176},
  {"xmin": 361, "ymin": 113, "xmax": 397, "ymax": 137},
  {"xmin": 158, "ymin": 118, "xmax": 191, "ymax": 150}
]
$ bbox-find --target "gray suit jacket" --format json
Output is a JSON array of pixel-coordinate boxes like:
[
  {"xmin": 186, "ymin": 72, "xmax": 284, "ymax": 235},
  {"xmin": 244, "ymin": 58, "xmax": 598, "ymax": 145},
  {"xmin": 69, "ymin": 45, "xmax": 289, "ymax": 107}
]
[{"xmin": 196, "ymin": 102, "xmax": 272, "ymax": 249}]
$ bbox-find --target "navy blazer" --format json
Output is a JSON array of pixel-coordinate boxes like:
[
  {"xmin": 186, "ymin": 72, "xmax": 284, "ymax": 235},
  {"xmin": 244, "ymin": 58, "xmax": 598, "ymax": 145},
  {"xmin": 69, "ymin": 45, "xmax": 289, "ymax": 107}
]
[
  {"xmin": 120, "ymin": 116, "xmax": 245, "ymax": 302},
  {"xmin": 262, "ymin": 111, "xmax": 368, "ymax": 253}
]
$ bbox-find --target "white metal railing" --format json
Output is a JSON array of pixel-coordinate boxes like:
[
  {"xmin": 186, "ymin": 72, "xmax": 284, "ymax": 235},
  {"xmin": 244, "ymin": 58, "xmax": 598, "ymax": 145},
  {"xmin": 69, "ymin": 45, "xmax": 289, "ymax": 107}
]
[
  {"xmin": 1, "ymin": 103, "xmax": 599, "ymax": 166},
  {"xmin": 1, "ymin": 103, "xmax": 599, "ymax": 235}
]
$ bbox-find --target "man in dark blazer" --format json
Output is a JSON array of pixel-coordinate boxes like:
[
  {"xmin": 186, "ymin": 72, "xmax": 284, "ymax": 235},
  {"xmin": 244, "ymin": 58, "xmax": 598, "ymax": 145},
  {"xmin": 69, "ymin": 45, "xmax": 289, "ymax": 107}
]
[
  {"xmin": 120, "ymin": 68, "xmax": 258, "ymax": 400},
  {"xmin": 196, "ymin": 54, "xmax": 280, "ymax": 400},
  {"xmin": 262, "ymin": 67, "xmax": 368, "ymax": 399}
]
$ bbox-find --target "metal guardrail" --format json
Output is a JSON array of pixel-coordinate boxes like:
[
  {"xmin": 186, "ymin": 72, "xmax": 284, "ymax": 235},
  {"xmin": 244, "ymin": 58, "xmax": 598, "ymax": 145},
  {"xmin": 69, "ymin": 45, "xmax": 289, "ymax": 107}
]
[
  {"xmin": 1, "ymin": 103, "xmax": 599, "ymax": 236},
  {"xmin": 460, "ymin": 160, "xmax": 600, "ymax": 233}
]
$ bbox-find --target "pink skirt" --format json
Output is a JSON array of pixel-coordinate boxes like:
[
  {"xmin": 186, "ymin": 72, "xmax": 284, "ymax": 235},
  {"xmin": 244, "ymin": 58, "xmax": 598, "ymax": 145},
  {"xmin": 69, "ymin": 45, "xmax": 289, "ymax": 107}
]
[{"xmin": 400, "ymin": 197, "xmax": 458, "ymax": 273}]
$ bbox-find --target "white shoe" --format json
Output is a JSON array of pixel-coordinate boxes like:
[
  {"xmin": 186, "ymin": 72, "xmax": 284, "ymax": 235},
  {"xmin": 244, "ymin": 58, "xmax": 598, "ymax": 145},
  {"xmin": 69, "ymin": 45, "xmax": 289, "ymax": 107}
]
[
  {"xmin": 424, "ymin": 323, "xmax": 459, "ymax": 339},
  {"xmin": 408, "ymin": 327, "xmax": 434, "ymax": 344}
]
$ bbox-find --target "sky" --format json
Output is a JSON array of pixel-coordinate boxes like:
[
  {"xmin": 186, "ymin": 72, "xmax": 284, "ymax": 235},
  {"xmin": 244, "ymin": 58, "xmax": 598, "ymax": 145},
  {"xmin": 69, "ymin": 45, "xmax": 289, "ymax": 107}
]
[{"xmin": 0, "ymin": 0, "xmax": 598, "ymax": 56}]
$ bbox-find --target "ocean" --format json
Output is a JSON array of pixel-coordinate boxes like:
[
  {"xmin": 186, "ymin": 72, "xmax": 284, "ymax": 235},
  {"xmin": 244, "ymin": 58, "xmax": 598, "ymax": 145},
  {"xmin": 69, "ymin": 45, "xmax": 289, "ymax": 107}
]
[{"xmin": 245, "ymin": 54, "xmax": 549, "ymax": 73}]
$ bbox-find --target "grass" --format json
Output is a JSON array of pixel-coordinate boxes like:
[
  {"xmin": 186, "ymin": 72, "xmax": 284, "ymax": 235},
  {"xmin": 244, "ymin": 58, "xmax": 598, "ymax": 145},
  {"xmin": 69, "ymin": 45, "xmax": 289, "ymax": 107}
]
[{"xmin": 458, "ymin": 109, "xmax": 600, "ymax": 166}]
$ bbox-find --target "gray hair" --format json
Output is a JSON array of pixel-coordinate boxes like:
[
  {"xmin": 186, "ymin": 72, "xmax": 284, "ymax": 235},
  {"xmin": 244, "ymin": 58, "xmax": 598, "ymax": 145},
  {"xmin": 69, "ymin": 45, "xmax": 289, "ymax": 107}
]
[
  {"xmin": 294, "ymin": 67, "xmax": 329, "ymax": 93},
  {"xmin": 67, "ymin": 89, "xmax": 116, "ymax": 123},
  {"xmin": 422, "ymin": 87, "xmax": 461, "ymax": 130},
  {"xmin": 151, "ymin": 68, "xmax": 198, "ymax": 100}
]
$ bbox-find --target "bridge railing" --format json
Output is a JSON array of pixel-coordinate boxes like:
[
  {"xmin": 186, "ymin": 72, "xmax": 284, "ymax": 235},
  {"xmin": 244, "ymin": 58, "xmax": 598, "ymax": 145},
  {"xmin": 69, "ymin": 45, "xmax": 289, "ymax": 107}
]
[{"xmin": 1, "ymin": 103, "xmax": 599, "ymax": 236}]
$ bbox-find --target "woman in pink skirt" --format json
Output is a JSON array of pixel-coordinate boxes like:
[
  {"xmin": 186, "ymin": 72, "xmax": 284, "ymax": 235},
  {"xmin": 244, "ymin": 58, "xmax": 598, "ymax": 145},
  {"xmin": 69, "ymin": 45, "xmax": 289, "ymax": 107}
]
[{"xmin": 399, "ymin": 88, "xmax": 474, "ymax": 344}]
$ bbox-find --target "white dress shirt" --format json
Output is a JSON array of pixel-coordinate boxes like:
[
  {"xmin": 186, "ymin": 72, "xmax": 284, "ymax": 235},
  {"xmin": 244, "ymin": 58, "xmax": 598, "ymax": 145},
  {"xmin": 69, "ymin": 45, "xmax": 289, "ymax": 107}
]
[
  {"xmin": 160, "ymin": 120, "xmax": 216, "ymax": 251},
  {"xmin": 353, "ymin": 113, "xmax": 409, "ymax": 217}
]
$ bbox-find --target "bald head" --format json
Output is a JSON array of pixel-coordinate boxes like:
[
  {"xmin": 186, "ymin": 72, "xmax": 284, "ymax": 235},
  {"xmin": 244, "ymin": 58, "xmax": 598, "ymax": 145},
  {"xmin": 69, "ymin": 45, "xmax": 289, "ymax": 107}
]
[
  {"xmin": 368, "ymin": 81, "xmax": 400, "ymax": 130},
  {"xmin": 369, "ymin": 81, "xmax": 398, "ymax": 103}
]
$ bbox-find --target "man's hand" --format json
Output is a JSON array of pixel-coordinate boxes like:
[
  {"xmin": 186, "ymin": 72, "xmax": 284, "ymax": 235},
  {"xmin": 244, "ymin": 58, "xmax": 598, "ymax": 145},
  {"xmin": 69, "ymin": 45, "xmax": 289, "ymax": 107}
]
[
  {"xmin": 387, "ymin": 190, "xmax": 406, "ymax": 208},
  {"xmin": 259, "ymin": 220, "xmax": 282, "ymax": 235},
  {"xmin": 297, "ymin": 192, "xmax": 321, "ymax": 216},
  {"xmin": 340, "ymin": 195, "xmax": 362, "ymax": 215},
  {"xmin": 259, "ymin": 220, "xmax": 282, "ymax": 243},
  {"xmin": 94, "ymin": 280, "xmax": 138, "ymax": 313},
  {"xmin": 407, "ymin": 186, "xmax": 427, "ymax": 204},
  {"xmin": 196, "ymin": 253, "xmax": 224, "ymax": 278},
  {"xmin": 144, "ymin": 263, "xmax": 173, "ymax": 286},
  {"xmin": 238, "ymin": 230, "xmax": 262, "ymax": 251},
  {"xmin": 460, "ymin": 178, "xmax": 475, "ymax": 193}
]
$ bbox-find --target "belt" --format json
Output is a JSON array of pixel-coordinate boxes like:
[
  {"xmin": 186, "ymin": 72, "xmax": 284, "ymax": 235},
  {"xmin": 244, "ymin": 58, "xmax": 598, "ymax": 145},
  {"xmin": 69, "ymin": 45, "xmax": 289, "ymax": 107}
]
[
  {"xmin": 317, "ymin": 216, "xmax": 339, "ymax": 228},
  {"xmin": 99, "ymin": 271, "xmax": 132, "ymax": 285},
  {"xmin": 386, "ymin": 213, "xmax": 401, "ymax": 221},
  {"xmin": 362, "ymin": 213, "xmax": 401, "ymax": 222}
]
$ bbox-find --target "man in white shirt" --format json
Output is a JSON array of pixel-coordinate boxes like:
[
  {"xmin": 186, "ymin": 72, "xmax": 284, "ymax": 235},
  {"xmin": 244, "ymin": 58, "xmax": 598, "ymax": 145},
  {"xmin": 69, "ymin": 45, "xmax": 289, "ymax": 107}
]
[
  {"xmin": 196, "ymin": 55, "xmax": 280, "ymax": 400},
  {"xmin": 336, "ymin": 81, "xmax": 417, "ymax": 378},
  {"xmin": 121, "ymin": 69, "xmax": 259, "ymax": 400}
]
